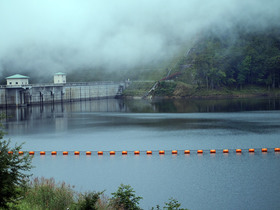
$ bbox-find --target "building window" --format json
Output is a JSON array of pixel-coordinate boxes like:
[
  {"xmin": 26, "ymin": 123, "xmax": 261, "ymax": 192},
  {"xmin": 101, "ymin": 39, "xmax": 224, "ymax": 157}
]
[
  {"xmin": 16, "ymin": 82, "xmax": 18, "ymax": 84},
  {"xmin": 9, "ymin": 82, "xmax": 12, "ymax": 85}
]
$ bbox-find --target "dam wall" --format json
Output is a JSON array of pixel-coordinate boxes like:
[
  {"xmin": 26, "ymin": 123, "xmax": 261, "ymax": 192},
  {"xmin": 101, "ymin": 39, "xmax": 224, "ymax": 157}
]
[{"xmin": 0, "ymin": 82, "xmax": 125, "ymax": 107}]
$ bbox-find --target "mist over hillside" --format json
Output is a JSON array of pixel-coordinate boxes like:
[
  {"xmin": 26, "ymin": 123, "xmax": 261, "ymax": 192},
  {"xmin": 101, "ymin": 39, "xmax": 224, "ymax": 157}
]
[{"xmin": 1, "ymin": 0, "xmax": 280, "ymax": 83}]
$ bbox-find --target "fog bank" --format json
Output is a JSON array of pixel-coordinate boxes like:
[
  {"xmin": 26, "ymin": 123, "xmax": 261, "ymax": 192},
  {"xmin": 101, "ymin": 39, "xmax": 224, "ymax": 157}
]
[{"xmin": 0, "ymin": 0, "xmax": 280, "ymax": 78}]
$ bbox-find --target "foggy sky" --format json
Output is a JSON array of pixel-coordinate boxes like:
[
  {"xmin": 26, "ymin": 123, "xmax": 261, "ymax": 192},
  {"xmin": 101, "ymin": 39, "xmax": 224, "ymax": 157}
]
[{"xmin": 0, "ymin": 0, "xmax": 280, "ymax": 77}]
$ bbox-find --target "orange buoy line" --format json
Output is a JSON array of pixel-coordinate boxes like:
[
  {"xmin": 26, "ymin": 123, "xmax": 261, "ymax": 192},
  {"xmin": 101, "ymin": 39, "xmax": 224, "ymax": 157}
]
[
  {"xmin": 6, "ymin": 148, "xmax": 280, "ymax": 156},
  {"xmin": 172, "ymin": 150, "xmax": 178, "ymax": 154},
  {"xmin": 86, "ymin": 151, "xmax": 91, "ymax": 155},
  {"xmin": 51, "ymin": 151, "xmax": 57, "ymax": 155},
  {"xmin": 249, "ymin": 148, "xmax": 255, "ymax": 153},
  {"xmin": 262, "ymin": 148, "xmax": 268, "ymax": 152},
  {"xmin": 159, "ymin": 150, "xmax": 165, "ymax": 155},
  {"xmin": 146, "ymin": 150, "xmax": 152, "ymax": 155},
  {"xmin": 184, "ymin": 150, "xmax": 190, "ymax": 154},
  {"xmin": 236, "ymin": 149, "xmax": 242, "ymax": 153},
  {"xmin": 223, "ymin": 149, "xmax": 229, "ymax": 153}
]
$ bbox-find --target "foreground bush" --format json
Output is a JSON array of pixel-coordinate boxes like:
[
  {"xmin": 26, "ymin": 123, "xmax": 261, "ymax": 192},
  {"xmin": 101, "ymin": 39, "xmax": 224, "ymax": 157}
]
[
  {"xmin": 76, "ymin": 191, "xmax": 109, "ymax": 210},
  {"xmin": 15, "ymin": 177, "xmax": 187, "ymax": 210},
  {"xmin": 109, "ymin": 184, "xmax": 143, "ymax": 210},
  {"xmin": 22, "ymin": 177, "xmax": 75, "ymax": 210},
  {"xmin": 0, "ymin": 139, "xmax": 32, "ymax": 209}
]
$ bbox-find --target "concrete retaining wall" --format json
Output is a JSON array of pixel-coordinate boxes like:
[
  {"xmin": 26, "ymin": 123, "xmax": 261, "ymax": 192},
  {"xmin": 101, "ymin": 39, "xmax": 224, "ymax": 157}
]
[{"xmin": 0, "ymin": 82, "xmax": 125, "ymax": 107}]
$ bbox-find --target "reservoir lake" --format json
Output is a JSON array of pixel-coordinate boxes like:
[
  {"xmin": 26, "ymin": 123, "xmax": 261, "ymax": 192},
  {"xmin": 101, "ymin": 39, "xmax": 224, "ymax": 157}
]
[{"xmin": 2, "ymin": 97, "xmax": 280, "ymax": 210}]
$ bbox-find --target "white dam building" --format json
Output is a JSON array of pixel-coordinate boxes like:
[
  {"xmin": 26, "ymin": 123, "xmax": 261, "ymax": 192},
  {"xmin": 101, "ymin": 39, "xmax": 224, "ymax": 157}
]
[
  {"xmin": 6, "ymin": 74, "xmax": 30, "ymax": 86},
  {"xmin": 54, "ymin": 72, "xmax": 66, "ymax": 84}
]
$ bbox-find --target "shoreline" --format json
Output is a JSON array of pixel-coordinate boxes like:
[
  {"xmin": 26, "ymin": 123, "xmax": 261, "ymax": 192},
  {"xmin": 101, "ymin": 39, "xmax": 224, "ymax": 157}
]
[
  {"xmin": 123, "ymin": 83, "xmax": 280, "ymax": 100},
  {"xmin": 124, "ymin": 93, "xmax": 280, "ymax": 100}
]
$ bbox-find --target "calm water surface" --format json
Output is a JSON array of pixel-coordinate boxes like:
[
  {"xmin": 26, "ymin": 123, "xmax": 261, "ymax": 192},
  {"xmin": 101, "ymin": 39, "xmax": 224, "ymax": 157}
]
[{"xmin": 2, "ymin": 98, "xmax": 280, "ymax": 210}]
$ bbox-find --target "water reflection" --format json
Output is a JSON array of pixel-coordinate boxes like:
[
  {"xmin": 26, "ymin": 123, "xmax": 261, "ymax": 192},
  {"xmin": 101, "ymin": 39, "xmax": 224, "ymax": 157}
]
[
  {"xmin": 1, "ymin": 97, "xmax": 280, "ymax": 122},
  {"xmin": 152, "ymin": 97, "xmax": 280, "ymax": 113}
]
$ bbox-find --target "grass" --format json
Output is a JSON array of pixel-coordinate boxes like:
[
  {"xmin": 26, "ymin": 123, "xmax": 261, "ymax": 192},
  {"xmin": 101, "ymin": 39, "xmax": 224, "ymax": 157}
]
[
  {"xmin": 9, "ymin": 177, "xmax": 188, "ymax": 210},
  {"xmin": 134, "ymin": 81, "xmax": 280, "ymax": 99},
  {"xmin": 123, "ymin": 81, "xmax": 156, "ymax": 97},
  {"xmin": 16, "ymin": 177, "xmax": 76, "ymax": 210}
]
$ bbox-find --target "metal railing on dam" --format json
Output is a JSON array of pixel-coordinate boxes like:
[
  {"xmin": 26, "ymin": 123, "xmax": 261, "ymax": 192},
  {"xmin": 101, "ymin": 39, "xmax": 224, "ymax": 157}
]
[{"xmin": 2, "ymin": 81, "xmax": 120, "ymax": 88}]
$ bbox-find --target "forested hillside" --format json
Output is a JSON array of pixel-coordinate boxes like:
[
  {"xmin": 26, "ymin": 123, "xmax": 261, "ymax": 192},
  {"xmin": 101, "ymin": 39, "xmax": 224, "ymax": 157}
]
[{"xmin": 178, "ymin": 27, "xmax": 280, "ymax": 90}]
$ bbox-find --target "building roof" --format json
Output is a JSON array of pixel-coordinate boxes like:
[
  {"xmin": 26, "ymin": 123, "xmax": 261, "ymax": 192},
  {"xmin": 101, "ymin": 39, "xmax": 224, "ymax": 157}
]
[
  {"xmin": 6, "ymin": 74, "xmax": 30, "ymax": 79},
  {"xmin": 55, "ymin": 72, "xmax": 66, "ymax": 75}
]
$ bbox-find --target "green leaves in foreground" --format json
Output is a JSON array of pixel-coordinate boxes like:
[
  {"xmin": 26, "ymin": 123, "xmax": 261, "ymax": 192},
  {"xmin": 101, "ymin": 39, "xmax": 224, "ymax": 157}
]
[
  {"xmin": 151, "ymin": 197, "xmax": 189, "ymax": 210},
  {"xmin": 0, "ymin": 139, "xmax": 32, "ymax": 209},
  {"xmin": 110, "ymin": 184, "xmax": 143, "ymax": 210}
]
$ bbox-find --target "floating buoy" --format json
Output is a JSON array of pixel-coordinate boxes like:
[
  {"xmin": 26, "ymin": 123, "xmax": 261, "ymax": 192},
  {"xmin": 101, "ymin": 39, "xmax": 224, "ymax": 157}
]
[
  {"xmin": 51, "ymin": 151, "xmax": 57, "ymax": 155},
  {"xmin": 18, "ymin": 151, "xmax": 24, "ymax": 155},
  {"xmin": 110, "ymin": 151, "xmax": 116, "ymax": 155},
  {"xmin": 248, "ymin": 148, "xmax": 255, "ymax": 153},
  {"xmin": 122, "ymin": 151, "xmax": 128, "ymax": 155},
  {"xmin": 86, "ymin": 151, "xmax": 91, "ymax": 155},
  {"xmin": 159, "ymin": 150, "xmax": 165, "ymax": 155},
  {"xmin": 261, "ymin": 148, "xmax": 268, "ymax": 152},
  {"xmin": 8, "ymin": 151, "xmax": 13, "ymax": 154},
  {"xmin": 184, "ymin": 150, "xmax": 190, "ymax": 154},
  {"xmin": 275, "ymin": 148, "xmax": 280, "ymax": 152},
  {"xmin": 40, "ymin": 151, "xmax": 46, "ymax": 155},
  {"xmin": 134, "ymin": 151, "xmax": 140, "ymax": 155},
  {"xmin": 210, "ymin": 149, "xmax": 216, "ymax": 153},
  {"xmin": 74, "ymin": 151, "xmax": 80, "ymax": 155},
  {"xmin": 29, "ymin": 151, "xmax": 35, "ymax": 155},
  {"xmin": 63, "ymin": 151, "xmax": 68, "ymax": 155},
  {"xmin": 236, "ymin": 149, "xmax": 242, "ymax": 153},
  {"xmin": 223, "ymin": 149, "xmax": 229, "ymax": 153},
  {"xmin": 146, "ymin": 150, "xmax": 152, "ymax": 155},
  {"xmin": 197, "ymin": 150, "xmax": 203, "ymax": 154},
  {"xmin": 172, "ymin": 150, "xmax": 178, "ymax": 155},
  {"xmin": 97, "ymin": 151, "xmax": 103, "ymax": 155}
]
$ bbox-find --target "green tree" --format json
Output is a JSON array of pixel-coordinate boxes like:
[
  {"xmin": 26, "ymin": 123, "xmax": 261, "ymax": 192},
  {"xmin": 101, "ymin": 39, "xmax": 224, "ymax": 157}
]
[
  {"xmin": 237, "ymin": 55, "xmax": 251, "ymax": 89},
  {"xmin": 163, "ymin": 198, "xmax": 188, "ymax": 210},
  {"xmin": 110, "ymin": 184, "xmax": 143, "ymax": 210},
  {"xmin": 77, "ymin": 191, "xmax": 104, "ymax": 210},
  {"xmin": 151, "ymin": 198, "xmax": 188, "ymax": 210},
  {"xmin": 265, "ymin": 55, "xmax": 280, "ymax": 89},
  {"xmin": 0, "ymin": 117, "xmax": 32, "ymax": 209}
]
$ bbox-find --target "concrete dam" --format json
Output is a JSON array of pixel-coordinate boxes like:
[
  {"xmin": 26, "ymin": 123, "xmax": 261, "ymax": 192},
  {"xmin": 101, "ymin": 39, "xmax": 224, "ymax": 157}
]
[{"xmin": 0, "ymin": 81, "xmax": 127, "ymax": 107}]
